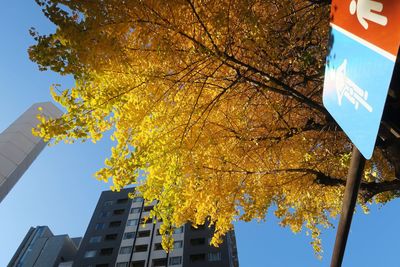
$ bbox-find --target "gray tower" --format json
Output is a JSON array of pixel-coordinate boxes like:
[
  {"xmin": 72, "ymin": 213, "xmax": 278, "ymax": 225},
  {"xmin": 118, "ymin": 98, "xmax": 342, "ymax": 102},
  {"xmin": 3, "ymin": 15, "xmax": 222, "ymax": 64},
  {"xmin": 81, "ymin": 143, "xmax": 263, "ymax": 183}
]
[
  {"xmin": 8, "ymin": 226, "xmax": 81, "ymax": 267},
  {"xmin": 0, "ymin": 102, "xmax": 62, "ymax": 202}
]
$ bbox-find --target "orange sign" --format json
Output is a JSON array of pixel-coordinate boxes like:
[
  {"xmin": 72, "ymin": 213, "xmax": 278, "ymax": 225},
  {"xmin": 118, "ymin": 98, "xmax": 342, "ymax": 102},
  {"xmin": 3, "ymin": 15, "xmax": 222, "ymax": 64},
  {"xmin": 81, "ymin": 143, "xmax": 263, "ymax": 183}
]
[{"xmin": 331, "ymin": 0, "xmax": 400, "ymax": 57}]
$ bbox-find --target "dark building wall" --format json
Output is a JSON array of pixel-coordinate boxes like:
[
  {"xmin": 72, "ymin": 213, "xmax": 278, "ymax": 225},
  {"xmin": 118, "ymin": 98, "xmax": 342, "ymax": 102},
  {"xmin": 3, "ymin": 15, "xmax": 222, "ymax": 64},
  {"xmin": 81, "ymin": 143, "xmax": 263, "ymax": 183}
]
[
  {"xmin": 34, "ymin": 235, "xmax": 78, "ymax": 267},
  {"xmin": 8, "ymin": 226, "xmax": 78, "ymax": 267},
  {"xmin": 71, "ymin": 237, "xmax": 82, "ymax": 249},
  {"xmin": 8, "ymin": 227, "xmax": 36, "ymax": 267},
  {"xmin": 226, "ymin": 231, "xmax": 239, "ymax": 267},
  {"xmin": 182, "ymin": 224, "xmax": 239, "ymax": 267},
  {"xmin": 8, "ymin": 226, "xmax": 53, "ymax": 267},
  {"xmin": 73, "ymin": 188, "xmax": 239, "ymax": 267},
  {"xmin": 73, "ymin": 188, "xmax": 134, "ymax": 267}
]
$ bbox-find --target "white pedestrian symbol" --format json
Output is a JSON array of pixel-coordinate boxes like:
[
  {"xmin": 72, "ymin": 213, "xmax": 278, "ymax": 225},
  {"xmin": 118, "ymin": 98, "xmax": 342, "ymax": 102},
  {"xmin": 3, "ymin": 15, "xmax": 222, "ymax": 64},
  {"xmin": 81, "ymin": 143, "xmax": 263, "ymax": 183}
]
[
  {"xmin": 334, "ymin": 59, "xmax": 373, "ymax": 112},
  {"xmin": 349, "ymin": 0, "xmax": 388, "ymax": 29}
]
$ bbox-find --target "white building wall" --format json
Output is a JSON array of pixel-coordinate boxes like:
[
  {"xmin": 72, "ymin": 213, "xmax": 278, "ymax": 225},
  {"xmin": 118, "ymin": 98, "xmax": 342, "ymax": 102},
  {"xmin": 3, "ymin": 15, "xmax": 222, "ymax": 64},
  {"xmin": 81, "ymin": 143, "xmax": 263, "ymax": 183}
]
[{"xmin": 0, "ymin": 102, "xmax": 62, "ymax": 202}]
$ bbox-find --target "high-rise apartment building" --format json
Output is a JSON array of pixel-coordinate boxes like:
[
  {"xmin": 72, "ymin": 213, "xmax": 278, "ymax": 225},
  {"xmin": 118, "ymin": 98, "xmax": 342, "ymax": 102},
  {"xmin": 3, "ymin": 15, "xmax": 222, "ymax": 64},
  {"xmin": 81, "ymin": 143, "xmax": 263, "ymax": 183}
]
[
  {"xmin": 73, "ymin": 188, "xmax": 239, "ymax": 267},
  {"xmin": 8, "ymin": 226, "xmax": 81, "ymax": 267},
  {"xmin": 0, "ymin": 102, "xmax": 62, "ymax": 202}
]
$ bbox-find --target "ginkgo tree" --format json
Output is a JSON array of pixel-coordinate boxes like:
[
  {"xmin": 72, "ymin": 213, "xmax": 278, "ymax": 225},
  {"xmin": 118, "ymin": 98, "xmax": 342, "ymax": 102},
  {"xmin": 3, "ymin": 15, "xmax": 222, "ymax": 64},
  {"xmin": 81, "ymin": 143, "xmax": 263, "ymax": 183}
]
[{"xmin": 30, "ymin": 0, "xmax": 400, "ymax": 255}]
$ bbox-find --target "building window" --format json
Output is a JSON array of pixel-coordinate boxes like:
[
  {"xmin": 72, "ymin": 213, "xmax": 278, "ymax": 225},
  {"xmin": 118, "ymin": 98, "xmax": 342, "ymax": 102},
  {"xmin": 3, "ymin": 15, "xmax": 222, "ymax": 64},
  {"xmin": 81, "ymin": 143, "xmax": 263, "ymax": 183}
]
[
  {"xmin": 130, "ymin": 207, "xmax": 141, "ymax": 214},
  {"xmin": 127, "ymin": 219, "xmax": 138, "ymax": 226},
  {"xmin": 117, "ymin": 198, "xmax": 129, "ymax": 204},
  {"xmin": 173, "ymin": 240, "xmax": 183, "ymax": 249},
  {"xmin": 104, "ymin": 233, "xmax": 118, "ymax": 241},
  {"xmin": 132, "ymin": 197, "xmax": 143, "ymax": 203},
  {"xmin": 95, "ymin": 223, "xmax": 105, "ymax": 231},
  {"xmin": 109, "ymin": 221, "xmax": 122, "ymax": 228},
  {"xmin": 156, "ymin": 229, "xmax": 162, "ymax": 236},
  {"xmin": 113, "ymin": 209, "xmax": 125, "ymax": 215},
  {"xmin": 169, "ymin": 256, "xmax": 182, "ymax": 265},
  {"xmin": 190, "ymin": 254, "xmax": 205, "ymax": 262},
  {"xmin": 173, "ymin": 226, "xmax": 183, "ymax": 234},
  {"xmin": 89, "ymin": 236, "xmax": 102, "ymax": 243},
  {"xmin": 190, "ymin": 238, "xmax": 205, "ymax": 246},
  {"xmin": 134, "ymin": 244, "xmax": 148, "ymax": 252},
  {"xmin": 139, "ymin": 218, "xmax": 150, "ymax": 225},
  {"xmin": 100, "ymin": 248, "xmax": 113, "ymax": 256},
  {"xmin": 131, "ymin": 261, "xmax": 145, "ymax": 267},
  {"xmin": 190, "ymin": 224, "xmax": 205, "ymax": 231},
  {"xmin": 119, "ymin": 246, "xmax": 132, "ymax": 254},
  {"xmin": 143, "ymin": 206, "xmax": 153, "ymax": 212},
  {"xmin": 208, "ymin": 252, "xmax": 222, "ymax": 261},
  {"xmin": 116, "ymin": 263, "xmax": 128, "ymax": 267},
  {"xmin": 154, "ymin": 243, "xmax": 163, "ymax": 250},
  {"xmin": 96, "ymin": 264, "xmax": 108, "ymax": 267},
  {"xmin": 99, "ymin": 211, "xmax": 111, "ymax": 218},
  {"xmin": 84, "ymin": 250, "xmax": 96, "ymax": 258},
  {"xmin": 137, "ymin": 230, "xmax": 150, "ymax": 238},
  {"xmin": 152, "ymin": 258, "xmax": 167, "ymax": 267},
  {"xmin": 123, "ymin": 232, "xmax": 135, "ymax": 239},
  {"xmin": 103, "ymin": 200, "xmax": 114, "ymax": 207}
]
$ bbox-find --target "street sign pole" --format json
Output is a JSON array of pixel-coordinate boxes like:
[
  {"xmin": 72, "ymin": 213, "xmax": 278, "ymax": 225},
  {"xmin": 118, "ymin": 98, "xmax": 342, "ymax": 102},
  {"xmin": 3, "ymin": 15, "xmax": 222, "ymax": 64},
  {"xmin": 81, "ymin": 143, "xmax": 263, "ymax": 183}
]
[
  {"xmin": 330, "ymin": 146, "xmax": 366, "ymax": 267},
  {"xmin": 323, "ymin": 1, "xmax": 400, "ymax": 266}
]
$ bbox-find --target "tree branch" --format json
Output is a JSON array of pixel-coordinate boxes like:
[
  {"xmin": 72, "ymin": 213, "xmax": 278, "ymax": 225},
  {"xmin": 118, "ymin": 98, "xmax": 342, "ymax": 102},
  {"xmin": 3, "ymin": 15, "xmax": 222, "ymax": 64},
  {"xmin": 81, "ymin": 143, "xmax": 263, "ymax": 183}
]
[{"xmin": 314, "ymin": 172, "xmax": 400, "ymax": 202}]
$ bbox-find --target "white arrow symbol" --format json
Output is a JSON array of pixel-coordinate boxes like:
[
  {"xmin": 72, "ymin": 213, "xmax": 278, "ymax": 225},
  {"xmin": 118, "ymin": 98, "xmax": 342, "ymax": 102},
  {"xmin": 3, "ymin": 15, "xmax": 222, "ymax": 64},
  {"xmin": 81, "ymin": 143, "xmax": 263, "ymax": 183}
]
[{"xmin": 335, "ymin": 59, "xmax": 373, "ymax": 112}]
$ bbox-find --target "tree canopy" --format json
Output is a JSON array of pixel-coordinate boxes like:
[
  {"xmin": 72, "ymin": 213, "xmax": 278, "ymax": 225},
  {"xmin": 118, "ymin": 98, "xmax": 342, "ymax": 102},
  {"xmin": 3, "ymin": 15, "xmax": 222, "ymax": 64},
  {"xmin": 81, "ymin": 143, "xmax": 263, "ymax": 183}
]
[{"xmin": 30, "ymin": 0, "xmax": 400, "ymax": 255}]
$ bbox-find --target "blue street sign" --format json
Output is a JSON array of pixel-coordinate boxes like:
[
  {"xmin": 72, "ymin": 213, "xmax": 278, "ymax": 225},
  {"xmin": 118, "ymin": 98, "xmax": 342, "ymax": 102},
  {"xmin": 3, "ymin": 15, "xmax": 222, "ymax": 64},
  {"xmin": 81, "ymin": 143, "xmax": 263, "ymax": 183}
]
[{"xmin": 323, "ymin": 26, "xmax": 395, "ymax": 159}]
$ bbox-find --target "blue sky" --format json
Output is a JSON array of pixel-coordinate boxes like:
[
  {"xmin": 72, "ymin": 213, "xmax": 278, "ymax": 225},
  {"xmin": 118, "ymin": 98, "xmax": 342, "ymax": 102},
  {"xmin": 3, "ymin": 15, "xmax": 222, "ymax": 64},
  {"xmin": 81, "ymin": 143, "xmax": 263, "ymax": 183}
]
[{"xmin": 1, "ymin": 2, "xmax": 400, "ymax": 267}]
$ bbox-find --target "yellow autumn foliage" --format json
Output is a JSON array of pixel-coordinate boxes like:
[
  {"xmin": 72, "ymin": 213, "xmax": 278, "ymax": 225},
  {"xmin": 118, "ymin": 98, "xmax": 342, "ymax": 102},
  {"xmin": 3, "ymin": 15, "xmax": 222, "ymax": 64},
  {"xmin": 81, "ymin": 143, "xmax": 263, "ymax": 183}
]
[{"xmin": 30, "ymin": 0, "xmax": 398, "ymax": 256}]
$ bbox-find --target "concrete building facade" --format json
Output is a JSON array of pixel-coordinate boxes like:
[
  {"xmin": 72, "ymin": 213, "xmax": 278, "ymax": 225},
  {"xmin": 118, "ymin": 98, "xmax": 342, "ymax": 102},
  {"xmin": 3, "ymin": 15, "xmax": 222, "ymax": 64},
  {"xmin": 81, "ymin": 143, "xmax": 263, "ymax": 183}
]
[
  {"xmin": 0, "ymin": 102, "xmax": 62, "ymax": 203},
  {"xmin": 73, "ymin": 188, "xmax": 239, "ymax": 267},
  {"xmin": 8, "ymin": 226, "xmax": 80, "ymax": 267}
]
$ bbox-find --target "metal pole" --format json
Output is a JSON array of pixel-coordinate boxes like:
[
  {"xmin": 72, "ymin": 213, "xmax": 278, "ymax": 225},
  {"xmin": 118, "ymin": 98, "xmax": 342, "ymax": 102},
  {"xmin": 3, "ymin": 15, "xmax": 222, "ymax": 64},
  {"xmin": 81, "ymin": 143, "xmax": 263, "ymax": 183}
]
[{"xmin": 330, "ymin": 146, "xmax": 366, "ymax": 267}]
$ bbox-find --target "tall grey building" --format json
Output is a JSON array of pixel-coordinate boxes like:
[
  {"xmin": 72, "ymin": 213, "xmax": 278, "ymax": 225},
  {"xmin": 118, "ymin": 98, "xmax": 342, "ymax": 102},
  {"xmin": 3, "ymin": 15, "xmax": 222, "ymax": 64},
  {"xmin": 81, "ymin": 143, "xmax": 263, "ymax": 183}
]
[
  {"xmin": 73, "ymin": 188, "xmax": 239, "ymax": 267},
  {"xmin": 8, "ymin": 226, "xmax": 81, "ymax": 267},
  {"xmin": 0, "ymin": 102, "xmax": 62, "ymax": 202}
]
